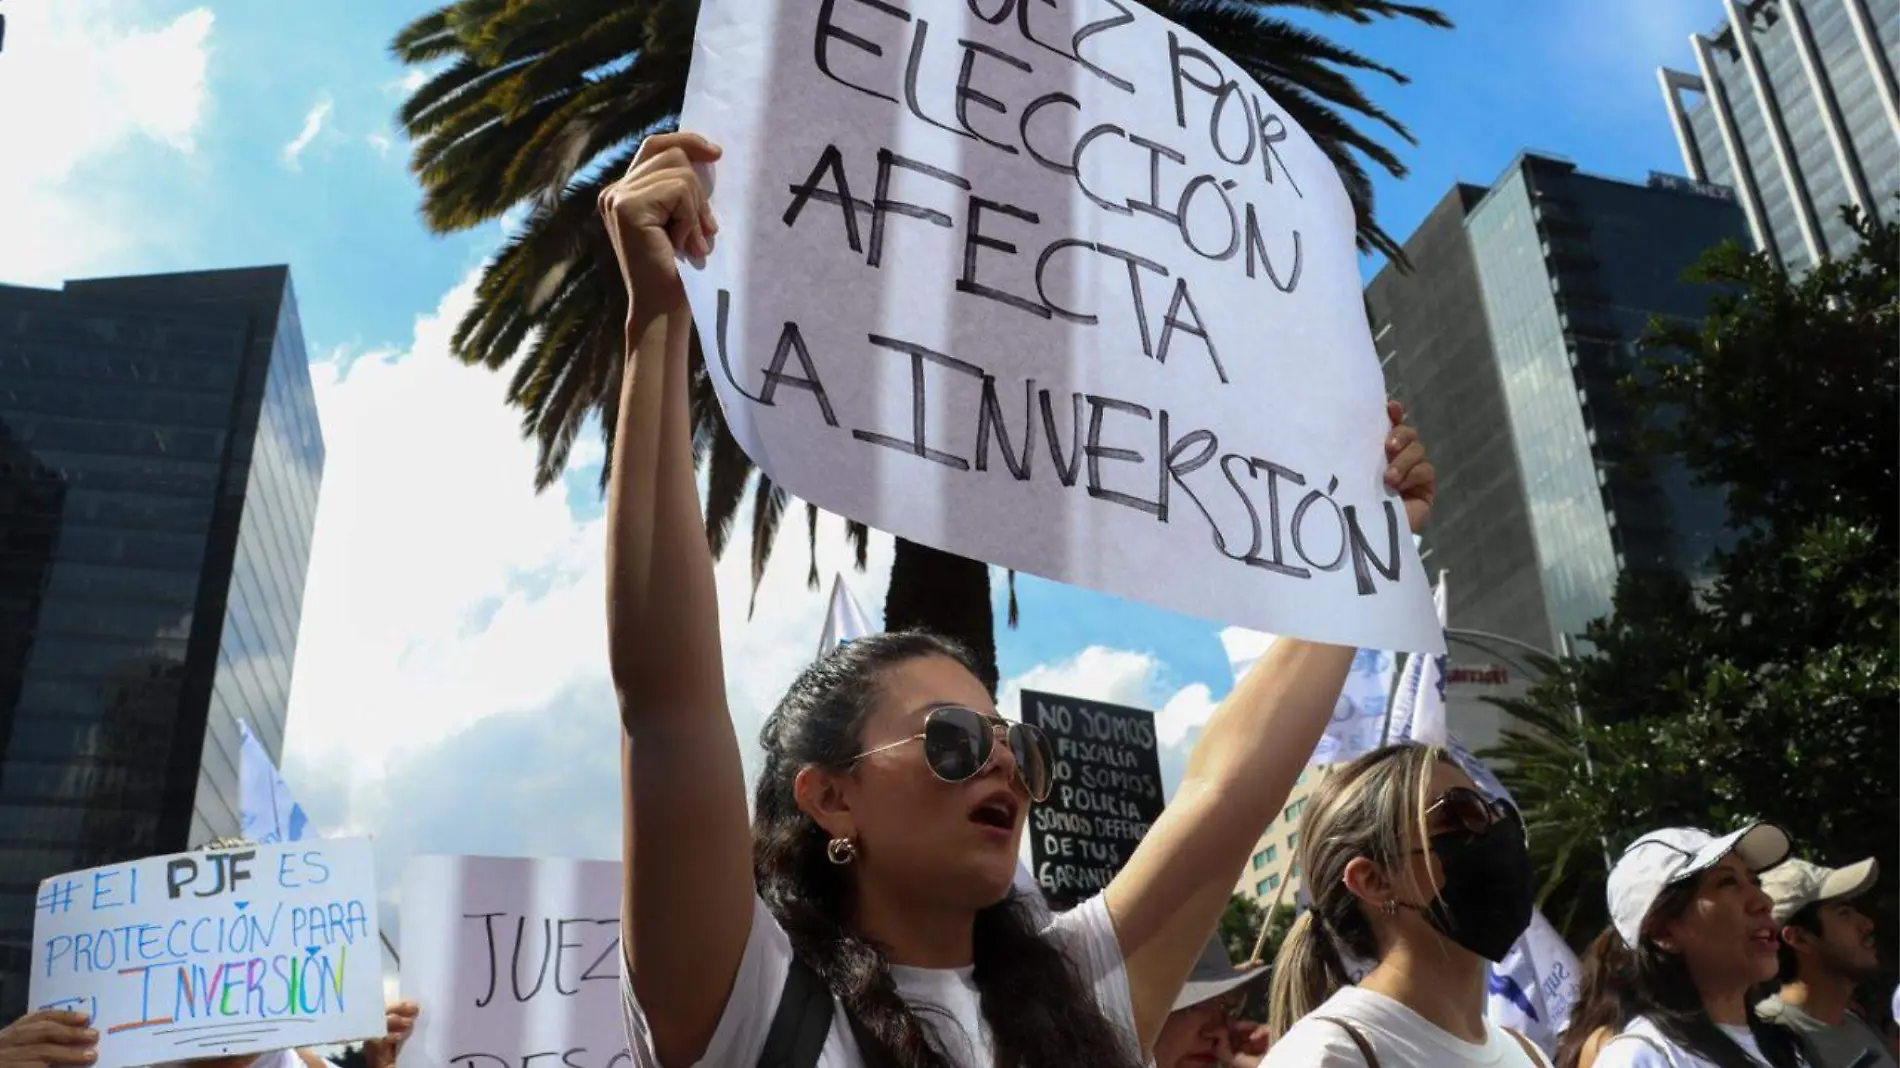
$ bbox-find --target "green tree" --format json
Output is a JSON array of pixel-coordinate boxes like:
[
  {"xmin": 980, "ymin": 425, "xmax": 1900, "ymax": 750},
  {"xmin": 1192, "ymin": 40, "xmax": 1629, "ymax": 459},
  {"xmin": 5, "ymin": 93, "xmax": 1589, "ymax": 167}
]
[
  {"xmin": 390, "ymin": 0, "xmax": 1448, "ymax": 686},
  {"xmin": 1486, "ymin": 209, "xmax": 1900, "ymax": 944},
  {"xmin": 1218, "ymin": 892, "xmax": 1265, "ymax": 965}
]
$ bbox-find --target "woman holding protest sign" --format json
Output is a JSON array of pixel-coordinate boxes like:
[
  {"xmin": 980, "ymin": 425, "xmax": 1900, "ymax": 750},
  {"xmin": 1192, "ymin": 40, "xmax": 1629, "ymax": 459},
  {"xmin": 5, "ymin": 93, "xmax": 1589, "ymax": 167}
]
[
  {"xmin": 600, "ymin": 130, "xmax": 1439, "ymax": 1068},
  {"xmin": 1260, "ymin": 744, "xmax": 1548, "ymax": 1067}
]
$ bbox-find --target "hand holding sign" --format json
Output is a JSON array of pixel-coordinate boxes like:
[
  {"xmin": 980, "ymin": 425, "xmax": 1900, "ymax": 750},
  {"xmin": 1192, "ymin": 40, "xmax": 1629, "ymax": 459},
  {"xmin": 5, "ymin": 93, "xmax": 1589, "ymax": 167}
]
[
  {"xmin": 599, "ymin": 133, "xmax": 723, "ymax": 321},
  {"xmin": 1382, "ymin": 402, "xmax": 1435, "ymax": 534},
  {"xmin": 363, "ymin": 1001, "xmax": 419, "ymax": 1068},
  {"xmin": 0, "ymin": 1010, "xmax": 97, "ymax": 1067}
]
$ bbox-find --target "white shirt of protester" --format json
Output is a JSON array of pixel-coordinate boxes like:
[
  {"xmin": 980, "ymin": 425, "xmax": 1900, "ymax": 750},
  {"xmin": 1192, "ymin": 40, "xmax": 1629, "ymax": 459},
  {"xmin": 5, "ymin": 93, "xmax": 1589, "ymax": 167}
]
[
  {"xmin": 1591, "ymin": 1016, "xmax": 1779, "ymax": 1068},
  {"xmin": 622, "ymin": 894, "xmax": 1135, "ymax": 1067},
  {"xmin": 1261, "ymin": 988, "xmax": 1549, "ymax": 1068}
]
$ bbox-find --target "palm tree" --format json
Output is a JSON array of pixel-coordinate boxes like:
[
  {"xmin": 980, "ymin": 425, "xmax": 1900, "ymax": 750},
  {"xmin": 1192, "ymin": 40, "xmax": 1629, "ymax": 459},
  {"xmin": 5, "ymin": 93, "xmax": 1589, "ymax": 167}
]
[{"xmin": 392, "ymin": 0, "xmax": 1449, "ymax": 692}]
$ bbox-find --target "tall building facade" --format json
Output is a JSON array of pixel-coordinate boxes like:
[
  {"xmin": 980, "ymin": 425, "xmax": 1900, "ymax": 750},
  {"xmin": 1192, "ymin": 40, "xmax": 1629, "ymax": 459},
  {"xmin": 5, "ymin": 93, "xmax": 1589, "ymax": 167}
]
[
  {"xmin": 1659, "ymin": 0, "xmax": 1900, "ymax": 271},
  {"xmin": 0, "ymin": 267, "xmax": 323, "ymax": 1013},
  {"xmin": 1367, "ymin": 154, "xmax": 1746, "ymax": 656}
]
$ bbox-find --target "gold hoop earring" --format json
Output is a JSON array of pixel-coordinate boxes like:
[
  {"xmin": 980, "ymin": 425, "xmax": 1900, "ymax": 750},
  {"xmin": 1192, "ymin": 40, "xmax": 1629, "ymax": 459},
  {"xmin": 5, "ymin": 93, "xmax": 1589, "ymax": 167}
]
[{"xmin": 826, "ymin": 837, "xmax": 858, "ymax": 865}]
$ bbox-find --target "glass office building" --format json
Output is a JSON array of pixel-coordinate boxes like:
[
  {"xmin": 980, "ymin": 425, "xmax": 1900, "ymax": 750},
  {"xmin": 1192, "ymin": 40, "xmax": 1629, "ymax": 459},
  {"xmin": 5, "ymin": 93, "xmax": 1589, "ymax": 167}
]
[
  {"xmin": 0, "ymin": 267, "xmax": 323, "ymax": 1013},
  {"xmin": 1367, "ymin": 154, "xmax": 1747, "ymax": 653},
  {"xmin": 1659, "ymin": 0, "xmax": 1900, "ymax": 271}
]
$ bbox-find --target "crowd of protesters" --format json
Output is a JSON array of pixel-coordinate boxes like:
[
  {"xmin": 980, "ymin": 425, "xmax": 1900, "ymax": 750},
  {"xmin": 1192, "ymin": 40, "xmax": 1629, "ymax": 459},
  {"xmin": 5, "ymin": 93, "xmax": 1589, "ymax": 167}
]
[{"xmin": 0, "ymin": 128, "xmax": 1883, "ymax": 1068}]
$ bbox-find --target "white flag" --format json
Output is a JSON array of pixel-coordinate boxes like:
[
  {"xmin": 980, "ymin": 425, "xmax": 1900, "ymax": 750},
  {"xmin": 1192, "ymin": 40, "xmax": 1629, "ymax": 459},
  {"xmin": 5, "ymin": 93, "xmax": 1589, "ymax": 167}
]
[
  {"xmin": 1387, "ymin": 573, "xmax": 1449, "ymax": 745},
  {"xmin": 237, "ymin": 719, "xmax": 312, "ymax": 844},
  {"xmin": 816, "ymin": 573, "xmax": 874, "ymax": 659},
  {"xmin": 1224, "ymin": 630, "xmax": 1395, "ymax": 767},
  {"xmin": 1487, "ymin": 908, "xmax": 1583, "ymax": 1056}
]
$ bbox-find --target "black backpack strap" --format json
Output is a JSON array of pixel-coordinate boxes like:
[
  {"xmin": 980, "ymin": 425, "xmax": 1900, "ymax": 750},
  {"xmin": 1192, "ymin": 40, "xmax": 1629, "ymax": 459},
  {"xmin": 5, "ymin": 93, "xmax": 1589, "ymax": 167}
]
[
  {"xmin": 757, "ymin": 956, "xmax": 834, "ymax": 1068},
  {"xmin": 1316, "ymin": 1016, "xmax": 1382, "ymax": 1068}
]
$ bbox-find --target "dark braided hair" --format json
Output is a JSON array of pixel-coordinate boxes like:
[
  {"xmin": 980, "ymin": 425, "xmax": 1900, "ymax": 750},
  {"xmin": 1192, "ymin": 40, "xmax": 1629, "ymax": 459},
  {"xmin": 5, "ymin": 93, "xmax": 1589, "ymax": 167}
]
[
  {"xmin": 1621, "ymin": 878, "xmax": 1807, "ymax": 1068},
  {"xmin": 752, "ymin": 630, "xmax": 1143, "ymax": 1068}
]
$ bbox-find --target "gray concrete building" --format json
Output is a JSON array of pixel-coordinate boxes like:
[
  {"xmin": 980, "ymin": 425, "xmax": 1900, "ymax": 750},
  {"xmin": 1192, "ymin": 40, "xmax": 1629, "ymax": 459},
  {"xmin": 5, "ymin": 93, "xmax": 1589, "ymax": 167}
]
[{"xmin": 1368, "ymin": 153, "xmax": 1746, "ymax": 656}]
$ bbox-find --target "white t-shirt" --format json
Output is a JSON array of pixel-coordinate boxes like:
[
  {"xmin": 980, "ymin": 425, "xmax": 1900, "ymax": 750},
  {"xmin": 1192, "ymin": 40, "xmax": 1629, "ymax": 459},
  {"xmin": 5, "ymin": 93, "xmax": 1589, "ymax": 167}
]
[
  {"xmin": 623, "ymin": 893, "xmax": 1136, "ymax": 1067},
  {"xmin": 1593, "ymin": 1016, "xmax": 1777, "ymax": 1068},
  {"xmin": 1260, "ymin": 987, "xmax": 1549, "ymax": 1068}
]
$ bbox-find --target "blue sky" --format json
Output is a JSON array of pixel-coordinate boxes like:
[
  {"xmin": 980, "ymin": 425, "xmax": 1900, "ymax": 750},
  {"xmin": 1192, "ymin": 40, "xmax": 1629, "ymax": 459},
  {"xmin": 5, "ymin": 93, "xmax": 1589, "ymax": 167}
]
[{"xmin": 0, "ymin": 0, "xmax": 1719, "ymax": 930}]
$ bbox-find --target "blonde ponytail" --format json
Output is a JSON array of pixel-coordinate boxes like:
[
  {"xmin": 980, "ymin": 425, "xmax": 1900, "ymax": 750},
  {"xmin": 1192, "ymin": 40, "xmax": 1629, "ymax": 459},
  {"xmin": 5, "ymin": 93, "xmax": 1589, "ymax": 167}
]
[
  {"xmin": 1264, "ymin": 744, "xmax": 1450, "ymax": 1040},
  {"xmin": 1266, "ymin": 909, "xmax": 1342, "ymax": 1039}
]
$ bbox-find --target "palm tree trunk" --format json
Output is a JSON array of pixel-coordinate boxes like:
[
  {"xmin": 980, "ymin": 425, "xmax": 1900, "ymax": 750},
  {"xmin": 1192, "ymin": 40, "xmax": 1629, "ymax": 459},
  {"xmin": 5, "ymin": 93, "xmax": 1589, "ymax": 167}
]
[{"xmin": 882, "ymin": 538, "xmax": 997, "ymax": 695}]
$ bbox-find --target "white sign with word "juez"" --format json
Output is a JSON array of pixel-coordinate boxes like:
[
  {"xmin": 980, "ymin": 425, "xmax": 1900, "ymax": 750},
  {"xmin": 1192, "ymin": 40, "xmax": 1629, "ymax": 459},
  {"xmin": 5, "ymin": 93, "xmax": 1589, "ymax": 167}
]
[
  {"xmin": 678, "ymin": 0, "xmax": 1440, "ymax": 653},
  {"xmin": 28, "ymin": 838, "xmax": 384, "ymax": 1068},
  {"xmin": 397, "ymin": 855, "xmax": 627, "ymax": 1068}
]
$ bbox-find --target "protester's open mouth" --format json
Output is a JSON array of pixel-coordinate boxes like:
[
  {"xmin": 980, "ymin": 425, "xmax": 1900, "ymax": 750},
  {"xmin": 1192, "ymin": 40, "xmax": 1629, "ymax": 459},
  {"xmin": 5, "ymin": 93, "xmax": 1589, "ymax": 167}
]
[
  {"xmin": 1749, "ymin": 925, "xmax": 1778, "ymax": 955},
  {"xmin": 969, "ymin": 792, "xmax": 1019, "ymax": 835}
]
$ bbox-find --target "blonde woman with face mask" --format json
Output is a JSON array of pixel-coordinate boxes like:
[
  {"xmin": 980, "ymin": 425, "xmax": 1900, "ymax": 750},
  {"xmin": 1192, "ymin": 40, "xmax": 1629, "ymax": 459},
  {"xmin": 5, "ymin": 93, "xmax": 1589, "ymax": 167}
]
[{"xmin": 1260, "ymin": 745, "xmax": 1548, "ymax": 1068}]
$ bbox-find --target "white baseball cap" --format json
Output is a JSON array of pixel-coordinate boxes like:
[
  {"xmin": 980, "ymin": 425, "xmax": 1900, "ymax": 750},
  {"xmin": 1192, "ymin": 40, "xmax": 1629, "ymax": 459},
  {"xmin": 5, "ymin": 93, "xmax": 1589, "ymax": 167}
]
[
  {"xmin": 1762, "ymin": 857, "xmax": 1879, "ymax": 925},
  {"xmin": 1607, "ymin": 823, "xmax": 1790, "ymax": 946}
]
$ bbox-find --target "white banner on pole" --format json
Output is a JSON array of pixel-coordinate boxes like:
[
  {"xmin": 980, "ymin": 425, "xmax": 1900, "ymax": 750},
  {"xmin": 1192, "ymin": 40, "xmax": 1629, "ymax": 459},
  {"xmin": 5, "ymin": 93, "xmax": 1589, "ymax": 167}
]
[
  {"xmin": 28, "ymin": 839, "xmax": 384, "ymax": 1068},
  {"xmin": 1487, "ymin": 908, "xmax": 1582, "ymax": 1056},
  {"xmin": 239, "ymin": 719, "xmax": 313, "ymax": 845},
  {"xmin": 817, "ymin": 572, "xmax": 876, "ymax": 658},
  {"xmin": 678, "ymin": 0, "xmax": 1441, "ymax": 653},
  {"xmin": 1227, "ymin": 629, "xmax": 1394, "ymax": 766},
  {"xmin": 396, "ymin": 855, "xmax": 626, "ymax": 1068}
]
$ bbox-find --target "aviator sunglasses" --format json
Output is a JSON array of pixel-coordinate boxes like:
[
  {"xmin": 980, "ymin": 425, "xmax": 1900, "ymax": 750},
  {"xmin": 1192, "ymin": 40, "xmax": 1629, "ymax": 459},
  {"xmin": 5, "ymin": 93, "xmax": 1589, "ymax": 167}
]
[
  {"xmin": 850, "ymin": 705, "xmax": 1055, "ymax": 803},
  {"xmin": 1425, "ymin": 785, "xmax": 1521, "ymax": 839}
]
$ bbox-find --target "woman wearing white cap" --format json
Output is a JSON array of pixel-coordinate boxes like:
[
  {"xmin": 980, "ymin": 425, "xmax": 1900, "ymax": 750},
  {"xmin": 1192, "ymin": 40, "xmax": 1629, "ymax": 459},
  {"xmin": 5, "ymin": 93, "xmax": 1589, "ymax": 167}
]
[{"xmin": 1592, "ymin": 823, "xmax": 1809, "ymax": 1068}]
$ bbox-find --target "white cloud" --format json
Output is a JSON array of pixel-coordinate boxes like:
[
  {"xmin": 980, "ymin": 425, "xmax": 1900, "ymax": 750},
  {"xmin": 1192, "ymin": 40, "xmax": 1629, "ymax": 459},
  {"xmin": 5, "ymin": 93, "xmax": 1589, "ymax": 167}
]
[
  {"xmin": 282, "ymin": 94, "xmax": 334, "ymax": 170},
  {"xmin": 280, "ymin": 261, "xmax": 893, "ymax": 931},
  {"xmin": 1154, "ymin": 683, "xmax": 1218, "ymax": 749},
  {"xmin": 0, "ymin": 1, "xmax": 213, "ymax": 282},
  {"xmin": 998, "ymin": 645, "xmax": 1162, "ymax": 722},
  {"xmin": 366, "ymin": 131, "xmax": 394, "ymax": 158}
]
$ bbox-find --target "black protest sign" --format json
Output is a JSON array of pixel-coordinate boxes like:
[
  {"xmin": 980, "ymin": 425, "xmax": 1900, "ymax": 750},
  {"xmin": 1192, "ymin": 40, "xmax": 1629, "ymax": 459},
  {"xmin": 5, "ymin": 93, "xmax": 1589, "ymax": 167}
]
[{"xmin": 1022, "ymin": 688, "xmax": 1164, "ymax": 909}]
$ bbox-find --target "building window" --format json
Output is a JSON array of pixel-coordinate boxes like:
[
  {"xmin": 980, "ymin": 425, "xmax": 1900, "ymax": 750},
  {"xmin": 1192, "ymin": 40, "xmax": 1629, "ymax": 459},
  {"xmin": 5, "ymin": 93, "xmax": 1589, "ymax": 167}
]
[
  {"xmin": 1266, "ymin": 874, "xmax": 1282, "ymax": 892},
  {"xmin": 1288, "ymin": 832, "xmax": 1301, "ymax": 850},
  {"xmin": 1255, "ymin": 878, "xmax": 1273, "ymax": 896},
  {"xmin": 1291, "ymin": 862, "xmax": 1302, "ymax": 879},
  {"xmin": 1296, "ymin": 769, "xmax": 1310, "ymax": 786},
  {"xmin": 1284, "ymin": 798, "xmax": 1307, "ymax": 822},
  {"xmin": 1250, "ymin": 846, "xmax": 1278, "ymax": 870}
]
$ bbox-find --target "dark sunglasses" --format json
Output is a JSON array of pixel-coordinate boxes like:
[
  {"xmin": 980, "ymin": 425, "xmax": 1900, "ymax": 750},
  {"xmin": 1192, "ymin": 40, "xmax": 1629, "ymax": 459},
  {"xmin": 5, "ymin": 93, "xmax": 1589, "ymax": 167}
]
[
  {"xmin": 850, "ymin": 705, "xmax": 1054, "ymax": 803},
  {"xmin": 1425, "ymin": 786, "xmax": 1520, "ymax": 838}
]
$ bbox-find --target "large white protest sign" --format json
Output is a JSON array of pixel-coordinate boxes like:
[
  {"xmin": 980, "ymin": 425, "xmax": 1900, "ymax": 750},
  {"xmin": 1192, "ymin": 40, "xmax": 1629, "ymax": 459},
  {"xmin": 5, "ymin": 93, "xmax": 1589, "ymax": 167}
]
[
  {"xmin": 397, "ymin": 856, "xmax": 627, "ymax": 1068},
  {"xmin": 678, "ymin": 0, "xmax": 1440, "ymax": 653},
  {"xmin": 28, "ymin": 838, "xmax": 383, "ymax": 1068}
]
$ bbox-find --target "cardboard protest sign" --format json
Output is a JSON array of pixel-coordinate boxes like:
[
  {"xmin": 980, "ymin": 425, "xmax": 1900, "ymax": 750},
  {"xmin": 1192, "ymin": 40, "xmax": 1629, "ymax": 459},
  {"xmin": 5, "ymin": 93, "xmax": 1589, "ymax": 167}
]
[
  {"xmin": 1022, "ymin": 689, "xmax": 1164, "ymax": 908},
  {"xmin": 397, "ymin": 856, "xmax": 626, "ymax": 1068},
  {"xmin": 678, "ymin": 0, "xmax": 1442, "ymax": 653},
  {"xmin": 28, "ymin": 838, "xmax": 383, "ymax": 1068}
]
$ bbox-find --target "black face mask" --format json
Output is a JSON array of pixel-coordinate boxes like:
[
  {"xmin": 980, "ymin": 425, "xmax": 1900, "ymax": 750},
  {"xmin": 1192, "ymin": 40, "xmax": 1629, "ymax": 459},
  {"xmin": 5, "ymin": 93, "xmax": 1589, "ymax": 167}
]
[{"xmin": 1407, "ymin": 811, "xmax": 1535, "ymax": 963}]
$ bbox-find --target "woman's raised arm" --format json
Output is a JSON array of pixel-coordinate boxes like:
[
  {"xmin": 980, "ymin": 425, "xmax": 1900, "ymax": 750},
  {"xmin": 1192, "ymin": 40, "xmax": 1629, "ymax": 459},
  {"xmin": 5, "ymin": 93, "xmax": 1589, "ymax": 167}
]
[
  {"xmin": 1103, "ymin": 405, "xmax": 1436, "ymax": 1051},
  {"xmin": 602, "ymin": 132, "xmax": 754, "ymax": 1068}
]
